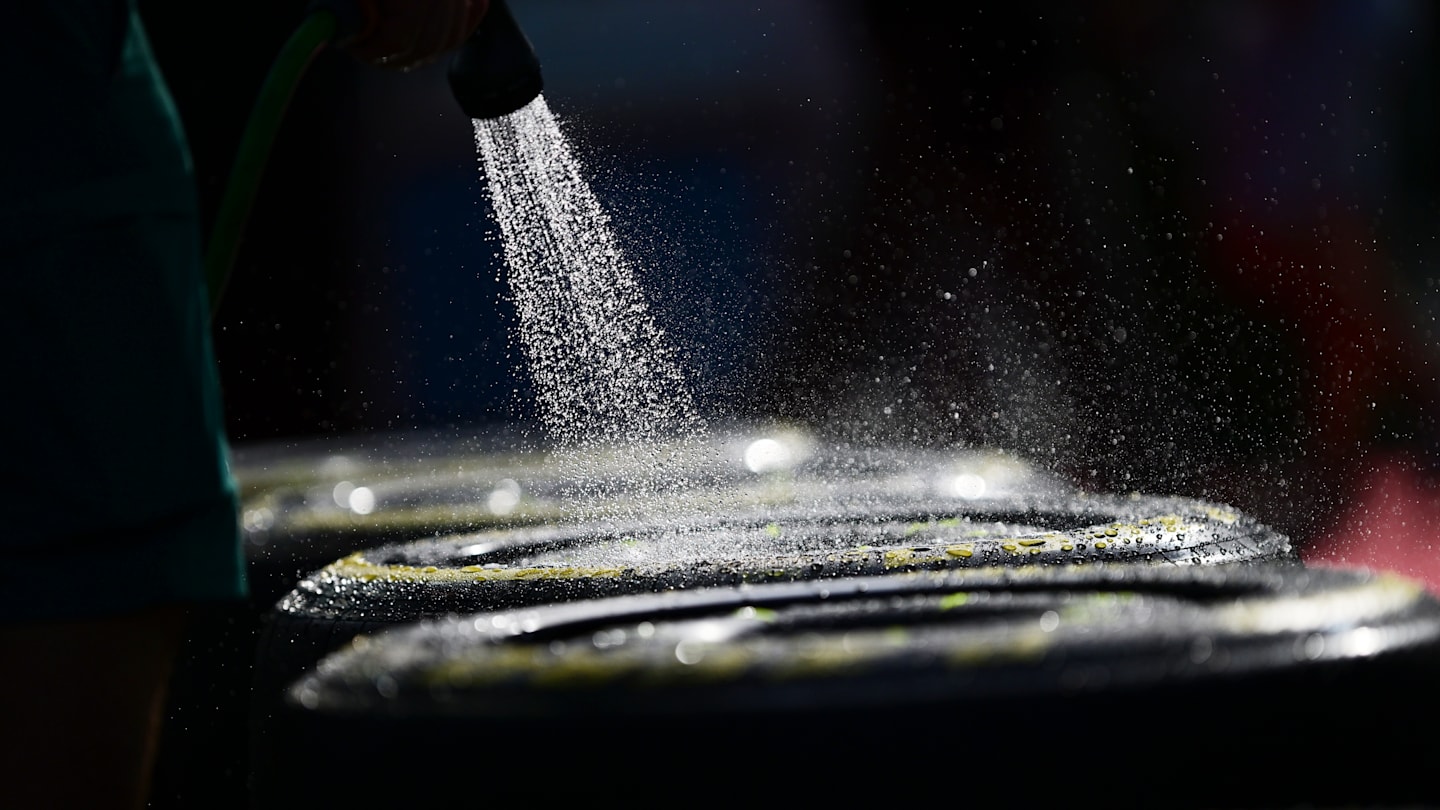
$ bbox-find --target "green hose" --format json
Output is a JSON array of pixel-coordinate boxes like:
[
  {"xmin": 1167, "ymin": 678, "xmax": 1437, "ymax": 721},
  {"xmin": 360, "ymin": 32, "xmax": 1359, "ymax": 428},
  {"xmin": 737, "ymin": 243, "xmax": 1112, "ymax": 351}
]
[{"xmin": 205, "ymin": 10, "xmax": 339, "ymax": 320}]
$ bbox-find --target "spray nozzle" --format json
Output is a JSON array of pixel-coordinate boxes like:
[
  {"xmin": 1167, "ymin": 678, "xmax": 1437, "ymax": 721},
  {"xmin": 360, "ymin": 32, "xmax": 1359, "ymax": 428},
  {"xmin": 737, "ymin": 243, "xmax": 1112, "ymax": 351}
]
[{"xmin": 448, "ymin": 0, "xmax": 544, "ymax": 120}]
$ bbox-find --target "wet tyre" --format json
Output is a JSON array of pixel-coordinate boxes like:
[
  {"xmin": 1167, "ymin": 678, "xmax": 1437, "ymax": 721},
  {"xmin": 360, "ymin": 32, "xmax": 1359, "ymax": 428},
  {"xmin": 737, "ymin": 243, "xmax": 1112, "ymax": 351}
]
[
  {"xmin": 235, "ymin": 426, "xmax": 563, "ymax": 606},
  {"xmin": 249, "ymin": 488, "xmax": 1293, "ymax": 780},
  {"xmin": 237, "ymin": 421, "xmax": 1026, "ymax": 603},
  {"xmin": 243, "ymin": 432, "xmax": 1061, "ymax": 799},
  {"xmin": 252, "ymin": 439, "xmax": 1076, "ymax": 682},
  {"xmin": 260, "ymin": 562, "xmax": 1440, "ymax": 808},
  {"xmin": 261, "ymin": 491, "xmax": 1290, "ymax": 682}
]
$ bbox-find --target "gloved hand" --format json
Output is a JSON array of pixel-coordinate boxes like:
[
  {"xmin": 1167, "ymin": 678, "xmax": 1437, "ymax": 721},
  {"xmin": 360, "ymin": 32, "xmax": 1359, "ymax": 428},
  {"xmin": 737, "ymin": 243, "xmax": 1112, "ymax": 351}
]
[{"xmin": 343, "ymin": 0, "xmax": 490, "ymax": 72}]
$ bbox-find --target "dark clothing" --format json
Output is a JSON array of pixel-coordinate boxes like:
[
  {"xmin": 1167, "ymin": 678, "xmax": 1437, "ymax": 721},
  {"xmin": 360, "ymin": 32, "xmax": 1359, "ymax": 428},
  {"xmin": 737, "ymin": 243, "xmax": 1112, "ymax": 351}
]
[{"xmin": 0, "ymin": 0, "xmax": 245, "ymax": 620}]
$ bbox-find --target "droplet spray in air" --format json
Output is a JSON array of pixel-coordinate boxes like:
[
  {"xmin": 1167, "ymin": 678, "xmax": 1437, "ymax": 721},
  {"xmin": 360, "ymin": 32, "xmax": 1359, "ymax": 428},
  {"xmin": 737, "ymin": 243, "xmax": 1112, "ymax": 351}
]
[
  {"xmin": 471, "ymin": 99, "xmax": 704, "ymax": 451},
  {"xmin": 450, "ymin": 0, "xmax": 708, "ymax": 518}
]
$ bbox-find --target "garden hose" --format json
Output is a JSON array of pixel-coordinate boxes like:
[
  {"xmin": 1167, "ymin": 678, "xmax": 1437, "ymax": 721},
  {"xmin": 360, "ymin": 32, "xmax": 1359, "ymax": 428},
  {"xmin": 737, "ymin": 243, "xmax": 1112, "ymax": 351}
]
[{"xmin": 204, "ymin": 9, "xmax": 339, "ymax": 320}]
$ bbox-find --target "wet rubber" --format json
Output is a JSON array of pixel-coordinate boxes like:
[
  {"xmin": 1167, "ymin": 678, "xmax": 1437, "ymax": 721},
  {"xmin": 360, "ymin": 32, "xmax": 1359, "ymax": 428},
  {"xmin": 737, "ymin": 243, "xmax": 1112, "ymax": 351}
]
[
  {"xmin": 237, "ymin": 425, "xmax": 1050, "ymax": 601},
  {"xmin": 248, "ymin": 491, "xmax": 1294, "ymax": 800},
  {"xmin": 261, "ymin": 491, "xmax": 1291, "ymax": 683},
  {"xmin": 259, "ymin": 562, "xmax": 1440, "ymax": 809},
  {"xmin": 243, "ymin": 432, "xmax": 1068, "ymax": 793}
]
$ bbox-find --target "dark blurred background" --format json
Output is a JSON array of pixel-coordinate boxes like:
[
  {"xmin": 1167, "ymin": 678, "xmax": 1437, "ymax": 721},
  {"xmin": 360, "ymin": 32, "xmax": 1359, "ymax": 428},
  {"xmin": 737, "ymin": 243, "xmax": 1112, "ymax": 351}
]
[
  {"xmin": 132, "ymin": 3, "xmax": 1440, "ymax": 807},
  {"xmin": 138, "ymin": 0, "xmax": 1440, "ymax": 569}
]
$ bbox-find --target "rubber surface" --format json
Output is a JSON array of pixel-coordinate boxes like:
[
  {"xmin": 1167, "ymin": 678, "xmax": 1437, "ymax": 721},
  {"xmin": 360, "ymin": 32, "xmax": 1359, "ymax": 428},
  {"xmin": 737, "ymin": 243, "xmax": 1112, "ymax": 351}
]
[
  {"xmin": 265, "ymin": 491, "xmax": 1291, "ymax": 679},
  {"xmin": 243, "ymin": 429, "xmax": 1068, "ymax": 796},
  {"xmin": 262, "ymin": 562, "xmax": 1440, "ymax": 808},
  {"xmin": 240, "ymin": 424, "xmax": 1062, "ymax": 602},
  {"xmin": 248, "ymin": 489, "xmax": 1293, "ymax": 797}
]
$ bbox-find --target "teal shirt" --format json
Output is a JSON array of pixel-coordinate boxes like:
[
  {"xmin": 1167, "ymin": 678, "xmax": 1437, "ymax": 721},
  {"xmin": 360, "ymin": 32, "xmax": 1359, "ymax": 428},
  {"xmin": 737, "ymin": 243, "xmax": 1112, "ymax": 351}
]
[{"xmin": 0, "ymin": 1, "xmax": 246, "ymax": 619}]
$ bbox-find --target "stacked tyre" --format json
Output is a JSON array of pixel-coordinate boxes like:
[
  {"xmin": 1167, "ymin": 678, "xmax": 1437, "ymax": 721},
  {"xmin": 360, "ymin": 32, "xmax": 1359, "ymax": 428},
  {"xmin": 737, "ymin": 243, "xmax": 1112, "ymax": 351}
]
[
  {"xmin": 266, "ymin": 562, "xmax": 1440, "ymax": 807},
  {"xmin": 249, "ymin": 434, "xmax": 1073, "ymax": 709},
  {"xmin": 250, "ymin": 484, "xmax": 1341, "ymax": 808}
]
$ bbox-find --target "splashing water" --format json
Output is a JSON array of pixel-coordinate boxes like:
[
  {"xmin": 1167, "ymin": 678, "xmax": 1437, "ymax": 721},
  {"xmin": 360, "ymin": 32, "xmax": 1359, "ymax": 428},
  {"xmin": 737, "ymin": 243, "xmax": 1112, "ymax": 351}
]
[{"xmin": 473, "ymin": 96, "xmax": 709, "ymax": 515}]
